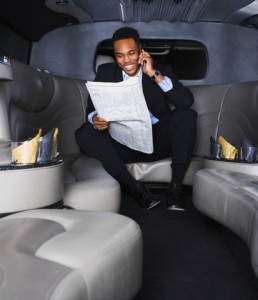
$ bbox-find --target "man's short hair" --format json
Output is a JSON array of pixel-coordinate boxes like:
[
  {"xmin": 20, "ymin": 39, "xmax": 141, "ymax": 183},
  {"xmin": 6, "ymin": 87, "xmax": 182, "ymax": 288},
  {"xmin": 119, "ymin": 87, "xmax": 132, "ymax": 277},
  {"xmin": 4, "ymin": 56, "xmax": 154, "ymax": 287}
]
[{"xmin": 112, "ymin": 27, "xmax": 141, "ymax": 47}]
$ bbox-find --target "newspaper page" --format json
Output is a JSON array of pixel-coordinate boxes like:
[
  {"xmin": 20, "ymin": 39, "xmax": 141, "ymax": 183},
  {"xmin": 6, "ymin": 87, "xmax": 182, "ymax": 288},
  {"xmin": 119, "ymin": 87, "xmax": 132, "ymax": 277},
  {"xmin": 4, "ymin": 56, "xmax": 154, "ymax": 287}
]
[{"xmin": 86, "ymin": 77, "xmax": 153, "ymax": 153}]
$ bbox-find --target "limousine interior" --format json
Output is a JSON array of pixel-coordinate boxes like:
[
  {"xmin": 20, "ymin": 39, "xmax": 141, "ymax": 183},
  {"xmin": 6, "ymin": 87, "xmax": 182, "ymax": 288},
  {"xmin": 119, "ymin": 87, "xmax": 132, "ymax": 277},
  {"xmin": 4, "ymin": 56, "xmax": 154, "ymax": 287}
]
[{"xmin": 1, "ymin": 0, "xmax": 258, "ymax": 299}]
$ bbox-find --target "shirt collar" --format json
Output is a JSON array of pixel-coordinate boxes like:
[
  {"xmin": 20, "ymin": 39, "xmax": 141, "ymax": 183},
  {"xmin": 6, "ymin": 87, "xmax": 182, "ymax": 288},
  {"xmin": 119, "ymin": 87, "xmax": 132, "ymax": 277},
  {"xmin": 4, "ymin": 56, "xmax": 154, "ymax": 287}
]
[{"xmin": 122, "ymin": 66, "xmax": 143, "ymax": 82}]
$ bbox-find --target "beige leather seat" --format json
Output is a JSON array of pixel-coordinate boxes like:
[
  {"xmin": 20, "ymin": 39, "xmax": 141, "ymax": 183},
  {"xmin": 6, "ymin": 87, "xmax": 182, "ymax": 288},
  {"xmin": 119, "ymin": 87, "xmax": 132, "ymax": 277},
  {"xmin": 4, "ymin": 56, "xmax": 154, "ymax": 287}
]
[
  {"xmin": 0, "ymin": 209, "xmax": 143, "ymax": 300},
  {"xmin": 193, "ymin": 168, "xmax": 258, "ymax": 279}
]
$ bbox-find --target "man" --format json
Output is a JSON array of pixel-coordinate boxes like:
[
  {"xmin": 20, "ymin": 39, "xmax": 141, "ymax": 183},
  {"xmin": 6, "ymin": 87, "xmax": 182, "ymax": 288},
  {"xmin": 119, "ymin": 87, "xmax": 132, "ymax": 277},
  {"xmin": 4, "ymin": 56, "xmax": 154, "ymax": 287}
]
[{"xmin": 75, "ymin": 27, "xmax": 197, "ymax": 211}]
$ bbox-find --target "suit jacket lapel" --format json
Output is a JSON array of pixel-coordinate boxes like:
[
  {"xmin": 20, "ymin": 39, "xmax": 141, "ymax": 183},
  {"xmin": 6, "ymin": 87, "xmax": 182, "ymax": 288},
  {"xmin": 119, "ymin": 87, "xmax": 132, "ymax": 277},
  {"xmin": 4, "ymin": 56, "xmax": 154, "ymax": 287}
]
[
  {"xmin": 113, "ymin": 66, "xmax": 123, "ymax": 82},
  {"xmin": 142, "ymin": 72, "xmax": 153, "ymax": 104}
]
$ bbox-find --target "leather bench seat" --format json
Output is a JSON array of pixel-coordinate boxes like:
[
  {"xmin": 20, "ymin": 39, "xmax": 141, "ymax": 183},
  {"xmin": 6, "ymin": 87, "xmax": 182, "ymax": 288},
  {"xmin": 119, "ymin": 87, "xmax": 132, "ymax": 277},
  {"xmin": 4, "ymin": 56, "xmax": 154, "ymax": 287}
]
[
  {"xmin": 193, "ymin": 168, "xmax": 258, "ymax": 278},
  {"xmin": 63, "ymin": 155, "xmax": 121, "ymax": 212},
  {"xmin": 0, "ymin": 209, "xmax": 143, "ymax": 300},
  {"xmin": 126, "ymin": 156, "xmax": 203, "ymax": 186}
]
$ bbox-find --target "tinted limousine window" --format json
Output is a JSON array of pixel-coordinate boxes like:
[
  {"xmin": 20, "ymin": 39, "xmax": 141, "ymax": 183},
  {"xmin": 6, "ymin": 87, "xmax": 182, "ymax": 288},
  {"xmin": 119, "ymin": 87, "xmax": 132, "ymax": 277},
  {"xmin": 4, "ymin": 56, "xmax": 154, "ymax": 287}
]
[{"xmin": 97, "ymin": 39, "xmax": 207, "ymax": 80}]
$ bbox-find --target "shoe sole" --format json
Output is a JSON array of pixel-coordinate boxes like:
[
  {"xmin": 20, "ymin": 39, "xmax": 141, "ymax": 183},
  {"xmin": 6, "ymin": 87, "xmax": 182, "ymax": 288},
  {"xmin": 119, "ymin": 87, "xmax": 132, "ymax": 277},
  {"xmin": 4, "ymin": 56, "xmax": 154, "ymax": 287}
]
[
  {"xmin": 167, "ymin": 205, "xmax": 185, "ymax": 211},
  {"xmin": 146, "ymin": 200, "xmax": 161, "ymax": 210}
]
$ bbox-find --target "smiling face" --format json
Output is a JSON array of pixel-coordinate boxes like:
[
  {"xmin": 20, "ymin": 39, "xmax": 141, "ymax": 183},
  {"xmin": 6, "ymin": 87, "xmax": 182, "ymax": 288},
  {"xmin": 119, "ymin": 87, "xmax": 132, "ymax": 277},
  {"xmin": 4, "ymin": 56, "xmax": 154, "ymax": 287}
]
[{"xmin": 114, "ymin": 38, "xmax": 141, "ymax": 77}]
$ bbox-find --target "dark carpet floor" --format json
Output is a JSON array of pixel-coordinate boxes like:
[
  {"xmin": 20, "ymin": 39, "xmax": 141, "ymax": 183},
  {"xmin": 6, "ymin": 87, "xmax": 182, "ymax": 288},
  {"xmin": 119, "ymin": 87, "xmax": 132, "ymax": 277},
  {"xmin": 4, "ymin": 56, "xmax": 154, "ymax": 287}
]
[{"xmin": 120, "ymin": 186, "xmax": 258, "ymax": 300}]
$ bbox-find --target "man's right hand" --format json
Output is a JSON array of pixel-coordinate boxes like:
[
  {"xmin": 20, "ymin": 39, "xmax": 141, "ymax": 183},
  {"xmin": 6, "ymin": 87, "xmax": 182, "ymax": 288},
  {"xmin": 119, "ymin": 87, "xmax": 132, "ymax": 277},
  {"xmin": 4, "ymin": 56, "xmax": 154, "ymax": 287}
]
[{"xmin": 93, "ymin": 114, "xmax": 109, "ymax": 131}]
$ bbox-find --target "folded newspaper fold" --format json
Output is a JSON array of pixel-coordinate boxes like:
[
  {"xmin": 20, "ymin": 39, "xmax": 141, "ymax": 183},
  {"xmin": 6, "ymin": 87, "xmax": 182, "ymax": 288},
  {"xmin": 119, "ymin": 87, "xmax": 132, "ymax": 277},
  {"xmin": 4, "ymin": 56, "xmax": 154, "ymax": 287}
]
[{"xmin": 86, "ymin": 77, "xmax": 153, "ymax": 153}]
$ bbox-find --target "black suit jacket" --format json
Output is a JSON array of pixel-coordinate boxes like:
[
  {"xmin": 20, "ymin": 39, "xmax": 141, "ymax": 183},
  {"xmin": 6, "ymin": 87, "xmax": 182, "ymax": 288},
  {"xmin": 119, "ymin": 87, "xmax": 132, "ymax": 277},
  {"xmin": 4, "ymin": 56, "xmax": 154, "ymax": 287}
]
[{"xmin": 86, "ymin": 62, "xmax": 194, "ymax": 120}]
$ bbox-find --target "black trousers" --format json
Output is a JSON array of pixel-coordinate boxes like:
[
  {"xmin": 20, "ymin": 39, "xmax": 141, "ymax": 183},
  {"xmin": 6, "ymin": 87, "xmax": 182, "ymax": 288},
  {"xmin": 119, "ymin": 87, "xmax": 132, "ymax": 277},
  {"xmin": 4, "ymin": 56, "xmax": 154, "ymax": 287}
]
[{"xmin": 75, "ymin": 108, "xmax": 197, "ymax": 186}]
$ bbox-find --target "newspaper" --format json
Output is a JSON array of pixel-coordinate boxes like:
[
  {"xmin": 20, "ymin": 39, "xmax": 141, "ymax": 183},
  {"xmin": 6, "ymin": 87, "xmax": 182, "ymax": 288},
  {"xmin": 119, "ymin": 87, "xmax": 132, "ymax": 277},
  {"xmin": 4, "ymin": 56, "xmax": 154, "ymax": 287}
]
[{"xmin": 86, "ymin": 77, "xmax": 153, "ymax": 153}]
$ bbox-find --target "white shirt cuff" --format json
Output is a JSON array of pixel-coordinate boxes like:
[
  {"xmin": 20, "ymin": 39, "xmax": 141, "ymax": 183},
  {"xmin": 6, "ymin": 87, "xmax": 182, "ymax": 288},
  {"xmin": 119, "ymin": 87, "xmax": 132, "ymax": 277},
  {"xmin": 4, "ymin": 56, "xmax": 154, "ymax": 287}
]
[
  {"xmin": 157, "ymin": 76, "xmax": 173, "ymax": 92},
  {"xmin": 88, "ymin": 111, "xmax": 97, "ymax": 125}
]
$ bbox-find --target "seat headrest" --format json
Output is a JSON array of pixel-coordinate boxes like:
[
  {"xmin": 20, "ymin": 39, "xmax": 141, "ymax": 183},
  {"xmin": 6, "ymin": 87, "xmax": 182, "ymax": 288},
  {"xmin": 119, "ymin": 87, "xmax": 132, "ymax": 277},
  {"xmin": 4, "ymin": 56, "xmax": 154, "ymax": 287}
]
[
  {"xmin": 9, "ymin": 60, "xmax": 54, "ymax": 112},
  {"xmin": 95, "ymin": 55, "xmax": 114, "ymax": 73}
]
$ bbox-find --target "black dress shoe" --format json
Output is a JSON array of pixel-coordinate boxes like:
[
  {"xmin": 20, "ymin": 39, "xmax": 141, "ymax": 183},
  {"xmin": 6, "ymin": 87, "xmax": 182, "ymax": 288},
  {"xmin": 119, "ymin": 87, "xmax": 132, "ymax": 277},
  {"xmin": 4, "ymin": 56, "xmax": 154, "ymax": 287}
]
[
  {"xmin": 167, "ymin": 183, "xmax": 185, "ymax": 211},
  {"xmin": 133, "ymin": 183, "xmax": 161, "ymax": 210}
]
